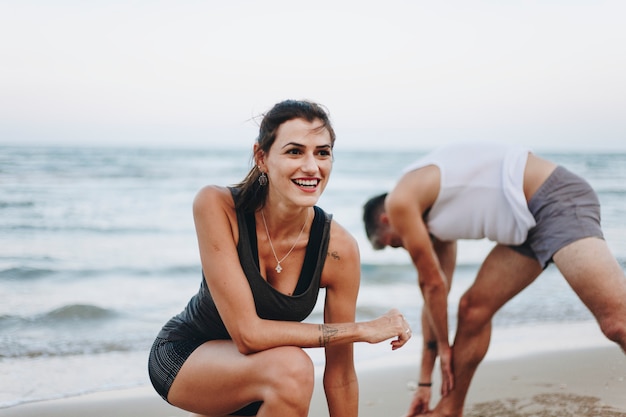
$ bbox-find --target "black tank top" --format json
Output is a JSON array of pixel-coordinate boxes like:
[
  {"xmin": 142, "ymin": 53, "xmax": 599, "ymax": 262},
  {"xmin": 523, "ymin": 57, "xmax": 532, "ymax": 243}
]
[{"xmin": 158, "ymin": 187, "xmax": 333, "ymax": 341}]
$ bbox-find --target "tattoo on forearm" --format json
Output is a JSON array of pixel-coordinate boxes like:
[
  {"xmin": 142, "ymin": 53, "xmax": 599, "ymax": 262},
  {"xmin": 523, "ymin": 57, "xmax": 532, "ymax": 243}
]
[
  {"xmin": 319, "ymin": 324, "xmax": 339, "ymax": 347},
  {"xmin": 426, "ymin": 340, "xmax": 437, "ymax": 351},
  {"xmin": 327, "ymin": 251, "xmax": 340, "ymax": 260}
]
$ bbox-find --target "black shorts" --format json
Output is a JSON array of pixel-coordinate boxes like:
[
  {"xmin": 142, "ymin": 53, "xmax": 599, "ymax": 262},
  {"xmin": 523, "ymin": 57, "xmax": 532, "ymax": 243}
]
[
  {"xmin": 509, "ymin": 166, "xmax": 604, "ymax": 269},
  {"xmin": 148, "ymin": 337, "xmax": 263, "ymax": 416}
]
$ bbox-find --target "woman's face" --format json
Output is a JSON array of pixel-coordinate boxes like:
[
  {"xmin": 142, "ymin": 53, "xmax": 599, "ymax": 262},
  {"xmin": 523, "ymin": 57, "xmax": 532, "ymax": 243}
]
[{"xmin": 260, "ymin": 117, "xmax": 333, "ymax": 209}]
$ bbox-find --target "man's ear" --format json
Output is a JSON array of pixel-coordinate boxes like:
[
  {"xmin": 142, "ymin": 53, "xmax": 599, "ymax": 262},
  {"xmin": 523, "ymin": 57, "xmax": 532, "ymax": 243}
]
[{"xmin": 380, "ymin": 212, "xmax": 390, "ymax": 225}]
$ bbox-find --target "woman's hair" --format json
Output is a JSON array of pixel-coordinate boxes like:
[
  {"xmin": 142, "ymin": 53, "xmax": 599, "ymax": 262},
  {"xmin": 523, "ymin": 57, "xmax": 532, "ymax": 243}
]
[{"xmin": 234, "ymin": 99, "xmax": 336, "ymax": 212}]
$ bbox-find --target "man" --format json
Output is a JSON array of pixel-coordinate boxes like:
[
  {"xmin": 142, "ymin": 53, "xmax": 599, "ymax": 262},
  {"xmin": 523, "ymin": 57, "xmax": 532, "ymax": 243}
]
[{"xmin": 362, "ymin": 143, "xmax": 626, "ymax": 417}]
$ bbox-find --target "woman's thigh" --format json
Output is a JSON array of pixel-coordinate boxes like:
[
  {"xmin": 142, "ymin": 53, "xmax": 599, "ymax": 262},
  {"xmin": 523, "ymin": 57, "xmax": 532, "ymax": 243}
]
[{"xmin": 167, "ymin": 340, "xmax": 314, "ymax": 416}]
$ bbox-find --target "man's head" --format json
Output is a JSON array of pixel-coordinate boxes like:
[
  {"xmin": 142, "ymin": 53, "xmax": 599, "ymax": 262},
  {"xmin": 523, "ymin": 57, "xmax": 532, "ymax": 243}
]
[
  {"xmin": 363, "ymin": 193, "xmax": 406, "ymax": 250},
  {"xmin": 363, "ymin": 193, "xmax": 389, "ymax": 250}
]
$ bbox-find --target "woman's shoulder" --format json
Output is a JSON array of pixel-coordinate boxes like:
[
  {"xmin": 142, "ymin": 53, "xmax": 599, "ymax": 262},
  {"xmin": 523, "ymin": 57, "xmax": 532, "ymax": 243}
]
[
  {"xmin": 326, "ymin": 217, "xmax": 359, "ymax": 261},
  {"xmin": 193, "ymin": 185, "xmax": 235, "ymax": 212},
  {"xmin": 321, "ymin": 216, "xmax": 360, "ymax": 290}
]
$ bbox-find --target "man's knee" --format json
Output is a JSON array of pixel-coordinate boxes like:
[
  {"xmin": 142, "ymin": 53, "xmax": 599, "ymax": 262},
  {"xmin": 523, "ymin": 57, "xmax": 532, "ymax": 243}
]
[
  {"xmin": 598, "ymin": 317, "xmax": 626, "ymax": 349},
  {"xmin": 457, "ymin": 294, "xmax": 494, "ymax": 331}
]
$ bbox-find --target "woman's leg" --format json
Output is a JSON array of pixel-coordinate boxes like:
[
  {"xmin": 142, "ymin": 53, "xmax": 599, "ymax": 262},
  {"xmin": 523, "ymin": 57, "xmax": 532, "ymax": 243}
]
[{"xmin": 168, "ymin": 340, "xmax": 315, "ymax": 417}]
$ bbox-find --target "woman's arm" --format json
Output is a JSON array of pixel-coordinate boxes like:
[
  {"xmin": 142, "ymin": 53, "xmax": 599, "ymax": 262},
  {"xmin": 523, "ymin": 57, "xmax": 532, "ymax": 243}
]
[
  {"xmin": 194, "ymin": 186, "xmax": 410, "ymax": 355},
  {"xmin": 321, "ymin": 222, "xmax": 360, "ymax": 417}
]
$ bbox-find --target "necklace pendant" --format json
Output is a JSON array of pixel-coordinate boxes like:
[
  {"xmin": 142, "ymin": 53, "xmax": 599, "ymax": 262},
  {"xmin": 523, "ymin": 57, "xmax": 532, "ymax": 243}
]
[{"xmin": 261, "ymin": 208, "xmax": 309, "ymax": 277}]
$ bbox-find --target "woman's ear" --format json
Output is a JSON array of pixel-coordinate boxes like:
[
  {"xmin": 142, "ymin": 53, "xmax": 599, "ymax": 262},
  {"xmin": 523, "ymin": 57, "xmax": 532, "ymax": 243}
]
[{"xmin": 253, "ymin": 144, "xmax": 265, "ymax": 170}]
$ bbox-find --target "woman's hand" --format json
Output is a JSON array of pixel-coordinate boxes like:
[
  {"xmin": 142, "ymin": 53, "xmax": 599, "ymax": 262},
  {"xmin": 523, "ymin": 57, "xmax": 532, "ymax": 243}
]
[{"xmin": 362, "ymin": 309, "xmax": 412, "ymax": 349}]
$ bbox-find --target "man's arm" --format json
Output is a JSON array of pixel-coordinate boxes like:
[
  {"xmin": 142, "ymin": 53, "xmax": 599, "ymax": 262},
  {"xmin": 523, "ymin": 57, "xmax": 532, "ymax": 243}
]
[
  {"xmin": 406, "ymin": 238, "xmax": 457, "ymax": 414},
  {"xmin": 410, "ymin": 230, "xmax": 455, "ymax": 397},
  {"xmin": 386, "ymin": 166, "xmax": 455, "ymax": 396}
]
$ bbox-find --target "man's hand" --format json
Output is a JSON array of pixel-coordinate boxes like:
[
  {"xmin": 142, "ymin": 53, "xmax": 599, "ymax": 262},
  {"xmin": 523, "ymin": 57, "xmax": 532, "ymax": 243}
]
[
  {"xmin": 439, "ymin": 346, "xmax": 454, "ymax": 396},
  {"xmin": 405, "ymin": 385, "xmax": 431, "ymax": 416}
]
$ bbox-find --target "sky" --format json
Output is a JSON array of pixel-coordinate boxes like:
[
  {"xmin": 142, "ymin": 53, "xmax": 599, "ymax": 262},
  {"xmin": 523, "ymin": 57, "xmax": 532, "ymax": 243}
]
[{"xmin": 1, "ymin": 1, "xmax": 625, "ymax": 151}]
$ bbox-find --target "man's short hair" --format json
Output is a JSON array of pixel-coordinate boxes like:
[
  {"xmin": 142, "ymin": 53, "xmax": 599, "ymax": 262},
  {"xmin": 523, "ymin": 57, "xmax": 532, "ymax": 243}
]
[{"xmin": 362, "ymin": 193, "xmax": 387, "ymax": 248}]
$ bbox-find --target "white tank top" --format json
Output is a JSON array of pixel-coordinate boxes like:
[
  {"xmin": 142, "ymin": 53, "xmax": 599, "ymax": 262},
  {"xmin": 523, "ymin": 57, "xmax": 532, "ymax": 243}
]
[{"xmin": 403, "ymin": 143, "xmax": 536, "ymax": 245}]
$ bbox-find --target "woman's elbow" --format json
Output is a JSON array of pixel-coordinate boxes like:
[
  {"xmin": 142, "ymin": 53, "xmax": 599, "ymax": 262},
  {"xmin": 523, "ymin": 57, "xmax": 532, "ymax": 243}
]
[
  {"xmin": 231, "ymin": 324, "xmax": 264, "ymax": 355},
  {"xmin": 233, "ymin": 339, "xmax": 255, "ymax": 355}
]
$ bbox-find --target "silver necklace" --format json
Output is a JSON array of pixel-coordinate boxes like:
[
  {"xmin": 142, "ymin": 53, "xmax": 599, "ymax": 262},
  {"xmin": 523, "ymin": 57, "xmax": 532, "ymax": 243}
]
[{"xmin": 261, "ymin": 209, "xmax": 309, "ymax": 273}]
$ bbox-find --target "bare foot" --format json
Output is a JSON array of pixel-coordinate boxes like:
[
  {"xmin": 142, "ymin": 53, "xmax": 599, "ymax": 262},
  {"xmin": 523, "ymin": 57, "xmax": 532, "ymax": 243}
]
[{"xmin": 428, "ymin": 404, "xmax": 463, "ymax": 417}]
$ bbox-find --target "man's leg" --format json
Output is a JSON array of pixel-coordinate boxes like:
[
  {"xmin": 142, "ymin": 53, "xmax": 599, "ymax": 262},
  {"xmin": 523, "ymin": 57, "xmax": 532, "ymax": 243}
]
[
  {"xmin": 431, "ymin": 245, "xmax": 543, "ymax": 417},
  {"xmin": 554, "ymin": 237, "xmax": 626, "ymax": 351}
]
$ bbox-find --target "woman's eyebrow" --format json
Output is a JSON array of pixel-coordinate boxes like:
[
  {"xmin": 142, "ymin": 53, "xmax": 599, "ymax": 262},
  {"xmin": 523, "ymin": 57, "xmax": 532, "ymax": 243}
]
[{"xmin": 280, "ymin": 142, "xmax": 332, "ymax": 149}]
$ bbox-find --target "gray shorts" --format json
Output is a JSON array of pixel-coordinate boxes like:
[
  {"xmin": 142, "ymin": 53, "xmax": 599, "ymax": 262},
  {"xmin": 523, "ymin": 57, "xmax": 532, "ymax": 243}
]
[{"xmin": 509, "ymin": 166, "xmax": 604, "ymax": 269}]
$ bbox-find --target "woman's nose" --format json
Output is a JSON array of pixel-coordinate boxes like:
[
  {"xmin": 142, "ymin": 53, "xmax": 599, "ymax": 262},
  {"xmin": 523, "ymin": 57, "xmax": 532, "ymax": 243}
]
[{"xmin": 301, "ymin": 153, "xmax": 318, "ymax": 174}]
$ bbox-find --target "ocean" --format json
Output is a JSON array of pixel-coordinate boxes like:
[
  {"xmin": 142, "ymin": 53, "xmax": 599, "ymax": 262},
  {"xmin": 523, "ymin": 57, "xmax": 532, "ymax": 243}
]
[{"xmin": 1, "ymin": 144, "xmax": 625, "ymax": 408}]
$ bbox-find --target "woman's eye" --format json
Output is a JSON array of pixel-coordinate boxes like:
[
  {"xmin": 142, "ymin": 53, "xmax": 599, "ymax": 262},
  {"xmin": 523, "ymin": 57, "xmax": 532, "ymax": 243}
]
[{"xmin": 286, "ymin": 148, "xmax": 302, "ymax": 155}]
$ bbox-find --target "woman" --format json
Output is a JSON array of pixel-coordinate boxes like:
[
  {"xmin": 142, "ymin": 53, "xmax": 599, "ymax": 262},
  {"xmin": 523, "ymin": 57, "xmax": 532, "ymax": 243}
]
[{"xmin": 148, "ymin": 99, "xmax": 411, "ymax": 417}]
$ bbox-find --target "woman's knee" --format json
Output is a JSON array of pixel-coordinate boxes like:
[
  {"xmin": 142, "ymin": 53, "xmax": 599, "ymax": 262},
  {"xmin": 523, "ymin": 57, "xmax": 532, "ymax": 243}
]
[
  {"xmin": 268, "ymin": 346, "xmax": 314, "ymax": 387},
  {"xmin": 262, "ymin": 347, "xmax": 314, "ymax": 407}
]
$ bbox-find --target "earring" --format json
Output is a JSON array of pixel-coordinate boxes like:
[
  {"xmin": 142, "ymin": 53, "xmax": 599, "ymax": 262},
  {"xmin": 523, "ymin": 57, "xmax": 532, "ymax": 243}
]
[{"xmin": 258, "ymin": 172, "xmax": 268, "ymax": 186}]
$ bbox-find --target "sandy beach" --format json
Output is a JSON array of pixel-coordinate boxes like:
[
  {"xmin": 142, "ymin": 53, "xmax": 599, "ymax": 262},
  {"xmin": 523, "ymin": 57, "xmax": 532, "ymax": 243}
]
[{"xmin": 2, "ymin": 346, "xmax": 624, "ymax": 417}]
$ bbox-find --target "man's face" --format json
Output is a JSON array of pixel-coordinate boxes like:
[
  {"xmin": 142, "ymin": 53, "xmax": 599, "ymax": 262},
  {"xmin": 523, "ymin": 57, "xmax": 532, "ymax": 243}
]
[{"xmin": 372, "ymin": 222, "xmax": 404, "ymax": 250}]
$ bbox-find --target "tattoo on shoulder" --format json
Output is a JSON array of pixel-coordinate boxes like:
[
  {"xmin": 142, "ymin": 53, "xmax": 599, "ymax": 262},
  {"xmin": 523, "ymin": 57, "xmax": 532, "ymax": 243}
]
[
  {"xmin": 327, "ymin": 251, "xmax": 340, "ymax": 261},
  {"xmin": 319, "ymin": 324, "xmax": 339, "ymax": 347}
]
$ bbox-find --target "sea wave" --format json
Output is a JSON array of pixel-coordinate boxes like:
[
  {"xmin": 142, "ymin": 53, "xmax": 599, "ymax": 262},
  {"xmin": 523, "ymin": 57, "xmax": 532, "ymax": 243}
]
[
  {"xmin": 0, "ymin": 201, "xmax": 35, "ymax": 209},
  {"xmin": 42, "ymin": 304, "xmax": 117, "ymax": 321},
  {"xmin": 0, "ymin": 224, "xmax": 165, "ymax": 234},
  {"xmin": 0, "ymin": 266, "xmax": 57, "ymax": 280},
  {"xmin": 0, "ymin": 337, "xmax": 143, "ymax": 359},
  {"xmin": 0, "ymin": 264, "xmax": 199, "ymax": 281},
  {"xmin": 0, "ymin": 304, "xmax": 151, "ymax": 359},
  {"xmin": 0, "ymin": 304, "xmax": 118, "ymax": 327}
]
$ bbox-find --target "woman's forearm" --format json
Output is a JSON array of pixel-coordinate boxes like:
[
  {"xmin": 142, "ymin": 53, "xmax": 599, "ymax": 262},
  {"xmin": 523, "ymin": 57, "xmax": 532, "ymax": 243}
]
[
  {"xmin": 325, "ymin": 379, "xmax": 358, "ymax": 417},
  {"xmin": 324, "ymin": 356, "xmax": 359, "ymax": 417},
  {"xmin": 237, "ymin": 310, "xmax": 409, "ymax": 354}
]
